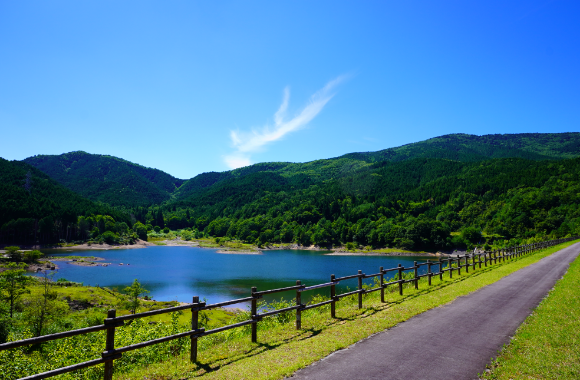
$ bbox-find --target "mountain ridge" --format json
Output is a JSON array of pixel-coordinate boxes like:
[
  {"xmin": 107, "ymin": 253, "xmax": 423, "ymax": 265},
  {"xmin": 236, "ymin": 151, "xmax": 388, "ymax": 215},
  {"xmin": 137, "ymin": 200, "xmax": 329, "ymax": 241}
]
[
  {"xmin": 21, "ymin": 132, "xmax": 580, "ymax": 208},
  {"xmin": 3, "ymin": 131, "xmax": 580, "ymax": 249}
]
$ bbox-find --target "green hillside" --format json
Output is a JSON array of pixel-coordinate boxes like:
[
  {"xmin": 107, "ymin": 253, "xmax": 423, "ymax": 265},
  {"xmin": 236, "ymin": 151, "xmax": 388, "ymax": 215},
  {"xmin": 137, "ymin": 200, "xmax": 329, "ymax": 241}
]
[
  {"xmin": 162, "ymin": 156, "xmax": 580, "ymax": 250},
  {"xmin": 172, "ymin": 132, "xmax": 580, "ymax": 202},
  {"xmin": 0, "ymin": 158, "xmax": 131, "ymax": 245},
  {"xmin": 342, "ymin": 132, "xmax": 580, "ymax": 163},
  {"xmin": 5, "ymin": 132, "xmax": 580, "ymax": 250},
  {"xmin": 24, "ymin": 151, "xmax": 185, "ymax": 207}
]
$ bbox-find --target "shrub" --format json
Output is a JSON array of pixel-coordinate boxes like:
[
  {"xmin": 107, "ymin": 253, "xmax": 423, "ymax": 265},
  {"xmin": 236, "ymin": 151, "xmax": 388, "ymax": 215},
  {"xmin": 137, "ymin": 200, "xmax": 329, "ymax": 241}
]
[
  {"xmin": 102, "ymin": 231, "xmax": 119, "ymax": 245},
  {"xmin": 5, "ymin": 246, "xmax": 21, "ymax": 261},
  {"xmin": 133, "ymin": 222, "xmax": 148, "ymax": 241},
  {"xmin": 461, "ymin": 227, "xmax": 482, "ymax": 244},
  {"xmin": 22, "ymin": 250, "xmax": 43, "ymax": 263}
]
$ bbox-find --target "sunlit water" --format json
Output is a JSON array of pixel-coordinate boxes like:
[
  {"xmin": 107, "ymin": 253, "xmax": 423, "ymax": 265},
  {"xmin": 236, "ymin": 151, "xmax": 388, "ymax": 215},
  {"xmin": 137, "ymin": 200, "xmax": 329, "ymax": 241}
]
[{"xmin": 39, "ymin": 246, "xmax": 435, "ymax": 305}]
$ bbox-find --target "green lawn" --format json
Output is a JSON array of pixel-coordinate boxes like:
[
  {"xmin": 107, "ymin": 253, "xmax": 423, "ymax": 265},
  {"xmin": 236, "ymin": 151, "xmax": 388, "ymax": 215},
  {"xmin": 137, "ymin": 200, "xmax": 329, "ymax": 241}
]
[
  {"xmin": 481, "ymin": 247, "xmax": 580, "ymax": 379},
  {"xmin": 118, "ymin": 240, "xmax": 579, "ymax": 380}
]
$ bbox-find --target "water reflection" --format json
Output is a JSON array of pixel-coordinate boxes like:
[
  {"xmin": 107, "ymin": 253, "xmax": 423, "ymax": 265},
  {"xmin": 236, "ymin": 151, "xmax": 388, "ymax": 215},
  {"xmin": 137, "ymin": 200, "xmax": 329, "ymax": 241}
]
[{"xmin": 40, "ymin": 246, "xmax": 434, "ymax": 304}]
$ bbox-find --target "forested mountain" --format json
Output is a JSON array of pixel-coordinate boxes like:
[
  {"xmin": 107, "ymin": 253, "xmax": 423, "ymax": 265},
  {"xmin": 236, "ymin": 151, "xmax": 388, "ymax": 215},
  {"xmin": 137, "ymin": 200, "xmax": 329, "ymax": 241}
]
[
  {"xmin": 171, "ymin": 132, "xmax": 580, "ymax": 202},
  {"xmin": 4, "ymin": 132, "xmax": 580, "ymax": 250},
  {"xmin": 0, "ymin": 158, "xmax": 132, "ymax": 245},
  {"xmin": 341, "ymin": 132, "xmax": 580, "ymax": 163},
  {"xmin": 22, "ymin": 133, "xmax": 580, "ymax": 205},
  {"xmin": 159, "ymin": 156, "xmax": 580, "ymax": 250},
  {"xmin": 24, "ymin": 151, "xmax": 185, "ymax": 207}
]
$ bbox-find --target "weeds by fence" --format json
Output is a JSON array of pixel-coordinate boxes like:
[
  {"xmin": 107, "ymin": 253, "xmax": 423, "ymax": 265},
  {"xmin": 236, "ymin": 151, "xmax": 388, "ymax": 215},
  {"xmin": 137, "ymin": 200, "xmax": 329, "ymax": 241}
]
[{"xmin": 1, "ymin": 237, "xmax": 577, "ymax": 380}]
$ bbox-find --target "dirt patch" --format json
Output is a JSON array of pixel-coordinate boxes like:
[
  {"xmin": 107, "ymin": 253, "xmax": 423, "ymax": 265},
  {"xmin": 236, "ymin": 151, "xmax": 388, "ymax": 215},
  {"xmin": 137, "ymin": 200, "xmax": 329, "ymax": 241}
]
[
  {"xmin": 27, "ymin": 260, "xmax": 59, "ymax": 272},
  {"xmin": 47, "ymin": 239, "xmax": 155, "ymax": 251},
  {"xmin": 216, "ymin": 250, "xmax": 262, "ymax": 255},
  {"xmin": 152, "ymin": 239, "xmax": 199, "ymax": 247},
  {"xmin": 66, "ymin": 299, "xmax": 93, "ymax": 311},
  {"xmin": 325, "ymin": 251, "xmax": 440, "ymax": 257}
]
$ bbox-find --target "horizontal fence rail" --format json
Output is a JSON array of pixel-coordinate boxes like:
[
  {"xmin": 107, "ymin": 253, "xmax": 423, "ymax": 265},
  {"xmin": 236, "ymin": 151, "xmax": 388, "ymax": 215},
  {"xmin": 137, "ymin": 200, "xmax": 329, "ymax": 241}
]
[{"xmin": 1, "ymin": 237, "xmax": 577, "ymax": 380}]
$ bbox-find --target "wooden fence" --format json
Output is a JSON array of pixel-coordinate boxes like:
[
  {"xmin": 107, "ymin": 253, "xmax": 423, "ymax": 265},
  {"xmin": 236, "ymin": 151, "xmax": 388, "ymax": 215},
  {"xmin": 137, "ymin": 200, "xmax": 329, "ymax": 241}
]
[{"xmin": 1, "ymin": 237, "xmax": 577, "ymax": 380}]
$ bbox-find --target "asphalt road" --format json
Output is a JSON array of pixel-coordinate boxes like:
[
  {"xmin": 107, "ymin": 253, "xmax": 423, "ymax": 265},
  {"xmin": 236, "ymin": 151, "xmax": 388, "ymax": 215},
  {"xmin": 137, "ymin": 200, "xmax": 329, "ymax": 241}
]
[{"xmin": 290, "ymin": 242, "xmax": 580, "ymax": 380}]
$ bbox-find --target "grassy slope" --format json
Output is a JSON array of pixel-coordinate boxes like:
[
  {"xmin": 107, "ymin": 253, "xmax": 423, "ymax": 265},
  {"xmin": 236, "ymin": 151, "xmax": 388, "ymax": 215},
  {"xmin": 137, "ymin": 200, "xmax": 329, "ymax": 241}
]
[
  {"xmin": 23, "ymin": 283, "xmax": 233, "ymax": 328},
  {"xmin": 481, "ymin": 248, "xmax": 580, "ymax": 379},
  {"xmin": 119, "ymin": 240, "xmax": 579, "ymax": 380}
]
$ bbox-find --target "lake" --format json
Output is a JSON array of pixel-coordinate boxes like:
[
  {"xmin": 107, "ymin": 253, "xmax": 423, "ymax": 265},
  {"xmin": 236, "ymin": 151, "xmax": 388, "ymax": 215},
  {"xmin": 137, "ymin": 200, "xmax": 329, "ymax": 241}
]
[{"xmin": 40, "ymin": 246, "xmax": 435, "ymax": 305}]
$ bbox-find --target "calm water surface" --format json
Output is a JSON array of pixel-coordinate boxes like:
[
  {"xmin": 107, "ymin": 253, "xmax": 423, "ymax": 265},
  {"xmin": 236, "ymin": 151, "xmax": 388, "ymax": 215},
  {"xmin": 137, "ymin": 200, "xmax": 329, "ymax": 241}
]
[{"xmin": 41, "ymin": 246, "xmax": 434, "ymax": 304}]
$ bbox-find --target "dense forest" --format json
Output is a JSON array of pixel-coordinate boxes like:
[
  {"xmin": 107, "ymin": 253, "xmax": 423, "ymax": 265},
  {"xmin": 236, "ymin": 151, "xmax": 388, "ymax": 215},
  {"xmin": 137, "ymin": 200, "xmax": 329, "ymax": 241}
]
[
  {"xmin": 3, "ymin": 132, "xmax": 580, "ymax": 251},
  {"xmin": 24, "ymin": 151, "xmax": 184, "ymax": 207},
  {"xmin": 0, "ymin": 159, "xmax": 137, "ymax": 245}
]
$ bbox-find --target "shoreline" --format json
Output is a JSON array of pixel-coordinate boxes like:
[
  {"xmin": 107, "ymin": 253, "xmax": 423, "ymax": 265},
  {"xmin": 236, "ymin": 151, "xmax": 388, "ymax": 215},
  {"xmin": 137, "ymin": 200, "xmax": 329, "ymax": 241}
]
[
  {"xmin": 4, "ymin": 239, "xmax": 458, "ymax": 258},
  {"xmin": 47, "ymin": 256, "xmax": 113, "ymax": 267},
  {"xmin": 216, "ymin": 249, "xmax": 263, "ymax": 255},
  {"xmin": 325, "ymin": 251, "xmax": 441, "ymax": 257}
]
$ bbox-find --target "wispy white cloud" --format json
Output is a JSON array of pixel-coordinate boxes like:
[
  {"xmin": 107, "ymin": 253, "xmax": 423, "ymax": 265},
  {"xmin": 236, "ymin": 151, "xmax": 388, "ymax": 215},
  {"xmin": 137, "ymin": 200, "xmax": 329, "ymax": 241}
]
[{"xmin": 224, "ymin": 76, "xmax": 346, "ymax": 169}]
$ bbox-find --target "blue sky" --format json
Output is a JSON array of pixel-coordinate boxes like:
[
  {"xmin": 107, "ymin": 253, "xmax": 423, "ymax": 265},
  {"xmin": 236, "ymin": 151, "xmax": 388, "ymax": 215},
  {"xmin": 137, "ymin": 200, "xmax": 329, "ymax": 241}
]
[{"xmin": 1, "ymin": 1, "xmax": 579, "ymax": 179}]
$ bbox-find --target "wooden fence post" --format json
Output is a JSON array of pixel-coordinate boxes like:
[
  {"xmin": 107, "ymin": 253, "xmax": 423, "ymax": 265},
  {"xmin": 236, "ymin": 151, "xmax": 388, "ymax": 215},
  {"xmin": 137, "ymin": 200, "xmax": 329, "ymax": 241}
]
[
  {"xmin": 465, "ymin": 255, "xmax": 469, "ymax": 274},
  {"xmin": 296, "ymin": 280, "xmax": 302, "ymax": 329},
  {"xmin": 427, "ymin": 260, "xmax": 432, "ymax": 286},
  {"xmin": 439, "ymin": 258, "xmax": 443, "ymax": 281},
  {"xmin": 330, "ymin": 274, "xmax": 336, "ymax": 317},
  {"xmin": 414, "ymin": 261, "xmax": 419, "ymax": 290},
  {"xmin": 458, "ymin": 256, "xmax": 462, "ymax": 276},
  {"xmin": 358, "ymin": 270, "xmax": 363, "ymax": 309},
  {"xmin": 103, "ymin": 309, "xmax": 116, "ymax": 380},
  {"xmin": 190, "ymin": 296, "xmax": 199, "ymax": 363},
  {"xmin": 449, "ymin": 258, "xmax": 453, "ymax": 279},
  {"xmin": 398, "ymin": 264, "xmax": 403, "ymax": 295},
  {"xmin": 251, "ymin": 287, "xmax": 258, "ymax": 343},
  {"xmin": 379, "ymin": 267, "xmax": 385, "ymax": 303}
]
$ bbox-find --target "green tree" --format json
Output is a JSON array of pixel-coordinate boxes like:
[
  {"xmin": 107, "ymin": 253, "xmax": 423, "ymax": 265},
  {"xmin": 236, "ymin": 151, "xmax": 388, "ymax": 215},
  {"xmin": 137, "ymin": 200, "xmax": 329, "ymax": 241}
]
[
  {"xmin": 102, "ymin": 231, "xmax": 119, "ymax": 244},
  {"xmin": 24, "ymin": 271, "xmax": 68, "ymax": 336},
  {"xmin": 0, "ymin": 301, "xmax": 10, "ymax": 343},
  {"xmin": 461, "ymin": 226, "xmax": 482, "ymax": 245},
  {"xmin": 133, "ymin": 221, "xmax": 148, "ymax": 241},
  {"xmin": 0, "ymin": 262, "xmax": 31, "ymax": 317},
  {"xmin": 77, "ymin": 216, "xmax": 90, "ymax": 240},
  {"xmin": 124, "ymin": 279, "xmax": 149, "ymax": 314},
  {"xmin": 5, "ymin": 246, "xmax": 22, "ymax": 261},
  {"xmin": 22, "ymin": 250, "xmax": 43, "ymax": 263},
  {"xmin": 156, "ymin": 209, "xmax": 165, "ymax": 228}
]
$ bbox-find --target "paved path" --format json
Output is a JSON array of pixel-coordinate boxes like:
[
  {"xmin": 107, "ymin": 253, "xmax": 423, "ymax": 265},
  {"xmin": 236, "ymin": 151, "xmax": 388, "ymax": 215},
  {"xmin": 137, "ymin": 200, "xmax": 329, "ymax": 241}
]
[{"xmin": 290, "ymin": 243, "xmax": 580, "ymax": 380}]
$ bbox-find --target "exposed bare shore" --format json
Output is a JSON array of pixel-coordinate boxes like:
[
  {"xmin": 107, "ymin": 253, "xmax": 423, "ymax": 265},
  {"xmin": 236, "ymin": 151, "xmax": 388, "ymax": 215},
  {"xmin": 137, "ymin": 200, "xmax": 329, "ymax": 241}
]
[
  {"xmin": 150, "ymin": 239, "xmax": 200, "ymax": 247},
  {"xmin": 44, "ymin": 239, "xmax": 155, "ymax": 250},
  {"xmin": 325, "ymin": 251, "xmax": 442, "ymax": 257},
  {"xmin": 47, "ymin": 256, "xmax": 113, "ymax": 267},
  {"xmin": 3, "ymin": 239, "xmax": 457, "ymax": 258},
  {"xmin": 216, "ymin": 250, "xmax": 262, "ymax": 255}
]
